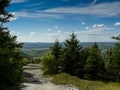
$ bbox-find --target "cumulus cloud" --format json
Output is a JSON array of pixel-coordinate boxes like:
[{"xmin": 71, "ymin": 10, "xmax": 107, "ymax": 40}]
[
  {"xmin": 44, "ymin": 2, "xmax": 120, "ymax": 17},
  {"xmin": 30, "ymin": 32, "xmax": 37, "ymax": 36},
  {"xmin": 92, "ymin": 24, "xmax": 106, "ymax": 29},
  {"xmin": 87, "ymin": 24, "xmax": 113, "ymax": 33},
  {"xmin": 114, "ymin": 22, "xmax": 120, "ymax": 26}
]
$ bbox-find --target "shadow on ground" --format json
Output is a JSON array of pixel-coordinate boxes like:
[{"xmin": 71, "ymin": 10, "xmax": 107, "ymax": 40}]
[{"xmin": 22, "ymin": 72, "xmax": 42, "ymax": 84}]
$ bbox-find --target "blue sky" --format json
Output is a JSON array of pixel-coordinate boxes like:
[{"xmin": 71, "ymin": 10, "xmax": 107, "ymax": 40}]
[{"xmin": 6, "ymin": 0, "xmax": 120, "ymax": 42}]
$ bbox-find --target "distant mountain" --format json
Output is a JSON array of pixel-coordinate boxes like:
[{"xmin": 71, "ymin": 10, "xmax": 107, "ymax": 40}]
[
  {"xmin": 21, "ymin": 42, "xmax": 115, "ymax": 59},
  {"xmin": 23, "ymin": 42, "xmax": 54, "ymax": 48},
  {"xmin": 81, "ymin": 42, "xmax": 115, "ymax": 50},
  {"xmin": 23, "ymin": 42, "xmax": 115, "ymax": 50}
]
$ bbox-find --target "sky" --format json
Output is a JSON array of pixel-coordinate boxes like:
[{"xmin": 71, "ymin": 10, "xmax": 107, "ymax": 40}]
[{"xmin": 5, "ymin": 0, "xmax": 120, "ymax": 42}]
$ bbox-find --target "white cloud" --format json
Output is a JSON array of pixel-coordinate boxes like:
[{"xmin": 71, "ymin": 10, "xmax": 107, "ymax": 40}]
[
  {"xmin": 85, "ymin": 26, "xmax": 89, "ymax": 29},
  {"xmin": 16, "ymin": 32, "xmax": 22, "ymax": 35},
  {"xmin": 15, "ymin": 11, "xmax": 62, "ymax": 19},
  {"xmin": 26, "ymin": 3, "xmax": 42, "ymax": 7},
  {"xmin": 44, "ymin": 2, "xmax": 120, "ymax": 17},
  {"xmin": 9, "ymin": 17, "xmax": 17, "ymax": 21},
  {"xmin": 92, "ymin": 24, "xmax": 106, "ymax": 29},
  {"xmin": 0, "ymin": 12, "xmax": 17, "ymax": 21},
  {"xmin": 16, "ymin": 30, "xmax": 116, "ymax": 42},
  {"xmin": 87, "ymin": 24, "xmax": 113, "ymax": 33},
  {"xmin": 10, "ymin": 31, "xmax": 21, "ymax": 36},
  {"xmin": 7, "ymin": 12, "xmax": 17, "ymax": 21},
  {"xmin": 91, "ymin": 0, "xmax": 97, "ymax": 5},
  {"xmin": 114, "ymin": 22, "xmax": 120, "ymax": 26},
  {"xmin": 55, "ymin": 25, "xmax": 59, "ymax": 29},
  {"xmin": 30, "ymin": 32, "xmax": 37, "ymax": 36},
  {"xmin": 57, "ymin": 30, "xmax": 61, "ymax": 33},
  {"xmin": 48, "ymin": 28, "xmax": 51, "ymax": 31},
  {"xmin": 17, "ymin": 33, "xmax": 65, "ymax": 42},
  {"xmin": 11, "ymin": 0, "xmax": 26, "ymax": 4},
  {"xmin": 81, "ymin": 22, "xmax": 85, "ymax": 25}
]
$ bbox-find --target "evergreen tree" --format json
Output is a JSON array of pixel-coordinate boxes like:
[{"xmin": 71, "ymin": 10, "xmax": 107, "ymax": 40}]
[
  {"xmin": 112, "ymin": 35, "xmax": 120, "ymax": 41},
  {"xmin": 40, "ymin": 52, "xmax": 56, "ymax": 74},
  {"xmin": 51, "ymin": 39, "xmax": 62, "ymax": 73},
  {"xmin": 84, "ymin": 43, "xmax": 104, "ymax": 80},
  {"xmin": 40, "ymin": 40, "xmax": 62, "ymax": 74},
  {"xmin": 63, "ymin": 33, "xmax": 82, "ymax": 76},
  {"xmin": 106, "ymin": 35, "xmax": 120, "ymax": 81},
  {"xmin": 0, "ymin": 0, "xmax": 23, "ymax": 89},
  {"xmin": 79, "ymin": 48, "xmax": 89, "ymax": 78}
]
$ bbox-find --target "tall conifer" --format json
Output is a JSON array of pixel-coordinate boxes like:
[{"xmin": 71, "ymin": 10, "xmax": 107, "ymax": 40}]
[
  {"xmin": 0, "ymin": 0, "xmax": 23, "ymax": 89},
  {"xmin": 63, "ymin": 33, "xmax": 82, "ymax": 76}
]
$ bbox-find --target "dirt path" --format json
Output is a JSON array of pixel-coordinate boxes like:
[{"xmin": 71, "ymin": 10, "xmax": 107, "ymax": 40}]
[{"xmin": 21, "ymin": 64, "xmax": 78, "ymax": 90}]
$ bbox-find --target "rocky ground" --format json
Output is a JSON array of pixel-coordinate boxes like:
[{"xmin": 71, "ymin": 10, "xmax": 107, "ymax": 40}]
[{"xmin": 20, "ymin": 64, "xmax": 78, "ymax": 90}]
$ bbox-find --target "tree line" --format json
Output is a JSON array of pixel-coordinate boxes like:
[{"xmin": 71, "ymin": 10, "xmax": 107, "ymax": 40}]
[
  {"xmin": 40, "ymin": 33, "xmax": 120, "ymax": 82},
  {"xmin": 0, "ymin": 0, "xmax": 25, "ymax": 90}
]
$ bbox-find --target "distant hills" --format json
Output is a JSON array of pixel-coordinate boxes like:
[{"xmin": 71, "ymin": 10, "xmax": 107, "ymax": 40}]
[
  {"xmin": 23, "ymin": 42, "xmax": 115, "ymax": 50},
  {"xmin": 21, "ymin": 42, "xmax": 116, "ymax": 59},
  {"xmin": 23, "ymin": 42, "xmax": 54, "ymax": 48}
]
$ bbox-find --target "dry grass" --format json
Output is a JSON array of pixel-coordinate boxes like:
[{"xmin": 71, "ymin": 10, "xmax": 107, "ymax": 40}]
[{"xmin": 50, "ymin": 73, "xmax": 120, "ymax": 90}]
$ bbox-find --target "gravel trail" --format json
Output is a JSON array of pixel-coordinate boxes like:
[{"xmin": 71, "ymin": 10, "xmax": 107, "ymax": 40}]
[{"xmin": 21, "ymin": 64, "xmax": 78, "ymax": 90}]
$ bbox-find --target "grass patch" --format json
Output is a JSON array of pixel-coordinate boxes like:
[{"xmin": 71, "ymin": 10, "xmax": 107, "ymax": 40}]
[
  {"xmin": 95, "ymin": 83, "xmax": 120, "ymax": 90},
  {"xmin": 50, "ymin": 73, "xmax": 120, "ymax": 90}
]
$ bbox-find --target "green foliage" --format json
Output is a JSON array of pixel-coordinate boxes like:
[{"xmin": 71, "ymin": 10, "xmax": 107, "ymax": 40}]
[
  {"xmin": 78, "ymin": 48, "xmax": 89, "ymax": 78},
  {"xmin": 40, "ymin": 52, "xmax": 57, "ymax": 74},
  {"xmin": 105, "ymin": 42, "xmax": 120, "ymax": 81},
  {"xmin": 112, "ymin": 35, "xmax": 120, "ymax": 41},
  {"xmin": 30, "ymin": 58, "xmax": 41, "ymax": 64},
  {"xmin": 95, "ymin": 83, "xmax": 120, "ymax": 90},
  {"xmin": 0, "ymin": 0, "xmax": 24, "ymax": 89},
  {"xmin": 40, "ymin": 33, "xmax": 120, "ymax": 82},
  {"xmin": 84, "ymin": 43, "xmax": 104, "ymax": 80},
  {"xmin": 40, "ymin": 40, "xmax": 63, "ymax": 74},
  {"xmin": 63, "ymin": 33, "xmax": 82, "ymax": 76},
  {"xmin": 51, "ymin": 73, "xmax": 120, "ymax": 90},
  {"xmin": 21, "ymin": 58, "xmax": 29, "ymax": 65},
  {"xmin": 51, "ymin": 39, "xmax": 63, "ymax": 73}
]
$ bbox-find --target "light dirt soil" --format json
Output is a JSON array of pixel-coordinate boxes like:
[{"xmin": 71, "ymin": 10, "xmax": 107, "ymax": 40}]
[{"xmin": 20, "ymin": 64, "xmax": 78, "ymax": 90}]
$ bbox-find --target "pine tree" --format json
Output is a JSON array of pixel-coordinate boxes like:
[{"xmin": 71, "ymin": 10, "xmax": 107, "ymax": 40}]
[
  {"xmin": 51, "ymin": 39, "xmax": 62, "ymax": 73},
  {"xmin": 0, "ymin": 0, "xmax": 23, "ymax": 89},
  {"xmin": 106, "ymin": 35, "xmax": 120, "ymax": 81},
  {"xmin": 63, "ymin": 33, "xmax": 82, "ymax": 76},
  {"xmin": 40, "ymin": 52, "xmax": 56, "ymax": 74},
  {"xmin": 79, "ymin": 48, "xmax": 89, "ymax": 78},
  {"xmin": 84, "ymin": 43, "xmax": 104, "ymax": 80},
  {"xmin": 40, "ymin": 40, "xmax": 62, "ymax": 74}
]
